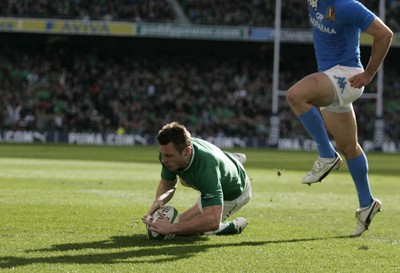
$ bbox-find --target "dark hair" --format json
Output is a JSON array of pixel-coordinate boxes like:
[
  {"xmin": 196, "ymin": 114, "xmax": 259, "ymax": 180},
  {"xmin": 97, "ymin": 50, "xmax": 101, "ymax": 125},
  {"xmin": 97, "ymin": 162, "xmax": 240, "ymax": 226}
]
[{"xmin": 157, "ymin": 122, "xmax": 192, "ymax": 152}]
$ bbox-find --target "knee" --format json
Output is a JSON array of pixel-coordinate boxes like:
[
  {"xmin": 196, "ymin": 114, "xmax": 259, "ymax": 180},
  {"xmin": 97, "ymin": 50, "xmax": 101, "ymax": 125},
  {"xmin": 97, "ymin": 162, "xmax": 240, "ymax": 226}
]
[
  {"xmin": 286, "ymin": 87, "xmax": 300, "ymax": 107},
  {"xmin": 286, "ymin": 88, "xmax": 309, "ymax": 116},
  {"xmin": 336, "ymin": 142, "xmax": 361, "ymax": 159}
]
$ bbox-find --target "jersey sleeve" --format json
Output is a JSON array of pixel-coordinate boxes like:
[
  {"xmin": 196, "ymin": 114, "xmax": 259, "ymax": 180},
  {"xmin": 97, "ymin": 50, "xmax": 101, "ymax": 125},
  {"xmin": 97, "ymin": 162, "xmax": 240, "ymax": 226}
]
[
  {"xmin": 197, "ymin": 163, "xmax": 224, "ymax": 208},
  {"xmin": 341, "ymin": 1, "xmax": 376, "ymax": 31},
  {"xmin": 200, "ymin": 184, "xmax": 224, "ymax": 207}
]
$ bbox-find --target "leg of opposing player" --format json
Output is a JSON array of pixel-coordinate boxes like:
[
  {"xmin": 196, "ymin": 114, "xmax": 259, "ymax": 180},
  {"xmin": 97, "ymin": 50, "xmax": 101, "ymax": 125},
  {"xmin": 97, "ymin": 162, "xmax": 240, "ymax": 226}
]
[
  {"xmin": 322, "ymin": 110, "xmax": 381, "ymax": 236},
  {"xmin": 286, "ymin": 73, "xmax": 342, "ymax": 185}
]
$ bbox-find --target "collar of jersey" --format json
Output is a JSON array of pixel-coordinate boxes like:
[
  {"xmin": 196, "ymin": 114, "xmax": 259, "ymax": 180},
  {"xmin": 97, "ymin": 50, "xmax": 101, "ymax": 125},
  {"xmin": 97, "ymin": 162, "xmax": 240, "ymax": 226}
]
[{"xmin": 181, "ymin": 144, "xmax": 195, "ymax": 172}]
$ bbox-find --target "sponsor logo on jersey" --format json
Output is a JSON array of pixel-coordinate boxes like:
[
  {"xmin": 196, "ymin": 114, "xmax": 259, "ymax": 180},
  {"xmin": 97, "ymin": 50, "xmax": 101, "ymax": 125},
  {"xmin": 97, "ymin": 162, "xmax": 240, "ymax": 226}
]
[
  {"xmin": 308, "ymin": 0, "xmax": 318, "ymax": 10},
  {"xmin": 203, "ymin": 193, "xmax": 215, "ymax": 199},
  {"xmin": 309, "ymin": 14, "xmax": 337, "ymax": 34},
  {"xmin": 316, "ymin": 12, "xmax": 324, "ymax": 21}
]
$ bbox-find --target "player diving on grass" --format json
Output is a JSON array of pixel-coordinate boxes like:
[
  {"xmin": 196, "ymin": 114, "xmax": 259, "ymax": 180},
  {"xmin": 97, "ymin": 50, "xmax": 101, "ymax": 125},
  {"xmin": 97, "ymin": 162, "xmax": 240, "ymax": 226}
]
[
  {"xmin": 286, "ymin": 0, "xmax": 392, "ymax": 236},
  {"xmin": 142, "ymin": 122, "xmax": 251, "ymax": 237}
]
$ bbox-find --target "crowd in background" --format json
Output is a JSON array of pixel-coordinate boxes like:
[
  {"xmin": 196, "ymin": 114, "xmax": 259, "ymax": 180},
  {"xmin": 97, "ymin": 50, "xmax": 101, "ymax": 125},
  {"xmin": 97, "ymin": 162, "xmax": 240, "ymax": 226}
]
[
  {"xmin": 0, "ymin": 0, "xmax": 399, "ymax": 30},
  {"xmin": 1, "ymin": 40, "xmax": 399, "ymax": 142},
  {"xmin": 0, "ymin": 0, "xmax": 176, "ymax": 23},
  {"xmin": 178, "ymin": 0, "xmax": 309, "ymax": 28},
  {"xmin": 179, "ymin": 0, "xmax": 400, "ymax": 30},
  {"xmin": 0, "ymin": 1, "xmax": 399, "ymax": 142},
  {"xmin": 0, "ymin": 42, "xmax": 273, "ymax": 138}
]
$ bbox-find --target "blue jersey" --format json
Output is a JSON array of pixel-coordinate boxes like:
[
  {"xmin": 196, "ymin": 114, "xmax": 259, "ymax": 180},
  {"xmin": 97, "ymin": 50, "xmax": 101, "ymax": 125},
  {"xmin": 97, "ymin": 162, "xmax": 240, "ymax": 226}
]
[{"xmin": 308, "ymin": 0, "xmax": 376, "ymax": 71}]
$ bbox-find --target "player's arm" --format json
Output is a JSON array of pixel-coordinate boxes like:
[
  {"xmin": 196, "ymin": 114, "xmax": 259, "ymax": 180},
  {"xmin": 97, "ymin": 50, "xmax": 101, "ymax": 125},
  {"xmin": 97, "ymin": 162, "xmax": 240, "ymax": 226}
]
[
  {"xmin": 349, "ymin": 18, "xmax": 393, "ymax": 88},
  {"xmin": 364, "ymin": 18, "xmax": 393, "ymax": 78},
  {"xmin": 146, "ymin": 178, "xmax": 177, "ymax": 216}
]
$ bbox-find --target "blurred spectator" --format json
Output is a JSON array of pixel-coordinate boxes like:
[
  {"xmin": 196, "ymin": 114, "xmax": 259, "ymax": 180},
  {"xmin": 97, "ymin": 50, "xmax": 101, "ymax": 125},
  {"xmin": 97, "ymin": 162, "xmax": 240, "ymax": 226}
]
[
  {"xmin": 1, "ymin": 0, "xmax": 399, "ymax": 30},
  {"xmin": 360, "ymin": 0, "xmax": 400, "ymax": 31},
  {"xmin": 0, "ymin": 37, "xmax": 398, "ymax": 141},
  {"xmin": 179, "ymin": 0, "xmax": 309, "ymax": 28},
  {"xmin": 0, "ymin": 0, "xmax": 177, "ymax": 22}
]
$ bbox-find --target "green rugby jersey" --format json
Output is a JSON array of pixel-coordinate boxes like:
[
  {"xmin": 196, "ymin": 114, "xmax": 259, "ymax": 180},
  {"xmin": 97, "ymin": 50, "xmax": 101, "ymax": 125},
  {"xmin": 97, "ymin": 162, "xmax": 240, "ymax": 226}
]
[{"xmin": 160, "ymin": 138, "xmax": 247, "ymax": 208}]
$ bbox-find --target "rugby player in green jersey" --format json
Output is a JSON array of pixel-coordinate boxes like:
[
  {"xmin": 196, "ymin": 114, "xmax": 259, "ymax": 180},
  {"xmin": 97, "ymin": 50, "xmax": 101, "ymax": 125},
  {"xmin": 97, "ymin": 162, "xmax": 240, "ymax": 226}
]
[{"xmin": 143, "ymin": 122, "xmax": 251, "ymax": 236}]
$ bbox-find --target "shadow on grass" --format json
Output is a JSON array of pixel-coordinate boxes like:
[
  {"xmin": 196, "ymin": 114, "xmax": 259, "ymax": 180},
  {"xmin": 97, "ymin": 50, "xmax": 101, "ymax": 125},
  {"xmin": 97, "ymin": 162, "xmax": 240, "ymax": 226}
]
[{"xmin": 0, "ymin": 235, "xmax": 351, "ymax": 269}]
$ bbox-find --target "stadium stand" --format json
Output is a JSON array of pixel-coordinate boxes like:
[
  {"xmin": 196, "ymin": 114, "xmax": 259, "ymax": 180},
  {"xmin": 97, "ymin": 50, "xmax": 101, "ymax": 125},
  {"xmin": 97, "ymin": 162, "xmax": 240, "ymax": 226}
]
[
  {"xmin": 0, "ymin": 0, "xmax": 177, "ymax": 22},
  {"xmin": 1, "ymin": 0, "xmax": 399, "ymax": 30},
  {"xmin": 1, "ymin": 34, "xmax": 398, "ymax": 142}
]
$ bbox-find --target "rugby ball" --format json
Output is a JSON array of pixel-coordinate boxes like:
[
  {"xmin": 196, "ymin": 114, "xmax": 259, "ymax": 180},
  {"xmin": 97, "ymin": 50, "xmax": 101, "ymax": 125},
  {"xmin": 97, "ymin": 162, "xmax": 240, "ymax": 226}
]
[{"xmin": 146, "ymin": 205, "xmax": 179, "ymax": 240}]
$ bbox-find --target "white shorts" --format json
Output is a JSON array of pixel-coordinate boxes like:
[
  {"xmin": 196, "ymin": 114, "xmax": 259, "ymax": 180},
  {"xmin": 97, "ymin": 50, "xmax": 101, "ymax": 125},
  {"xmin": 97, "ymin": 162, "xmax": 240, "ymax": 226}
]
[
  {"xmin": 321, "ymin": 65, "xmax": 365, "ymax": 113},
  {"xmin": 197, "ymin": 176, "xmax": 252, "ymax": 222}
]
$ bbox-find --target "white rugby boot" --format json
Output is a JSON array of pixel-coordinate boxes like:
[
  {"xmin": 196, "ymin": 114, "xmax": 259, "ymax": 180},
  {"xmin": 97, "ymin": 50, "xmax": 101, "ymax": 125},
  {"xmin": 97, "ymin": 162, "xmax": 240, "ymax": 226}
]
[
  {"xmin": 204, "ymin": 217, "xmax": 248, "ymax": 235},
  {"xmin": 352, "ymin": 198, "xmax": 382, "ymax": 237},
  {"xmin": 301, "ymin": 152, "xmax": 343, "ymax": 185}
]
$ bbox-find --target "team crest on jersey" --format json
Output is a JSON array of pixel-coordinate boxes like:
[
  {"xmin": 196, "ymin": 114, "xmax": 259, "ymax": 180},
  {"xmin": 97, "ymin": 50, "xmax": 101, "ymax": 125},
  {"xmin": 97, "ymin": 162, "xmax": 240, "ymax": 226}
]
[
  {"xmin": 308, "ymin": 0, "xmax": 318, "ymax": 10},
  {"xmin": 326, "ymin": 6, "xmax": 335, "ymax": 21}
]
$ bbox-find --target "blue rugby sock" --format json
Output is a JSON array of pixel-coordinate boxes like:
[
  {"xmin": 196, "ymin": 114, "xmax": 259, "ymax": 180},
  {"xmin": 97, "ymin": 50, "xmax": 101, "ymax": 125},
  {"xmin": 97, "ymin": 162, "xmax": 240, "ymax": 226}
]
[
  {"xmin": 347, "ymin": 152, "xmax": 373, "ymax": 208},
  {"xmin": 298, "ymin": 106, "xmax": 336, "ymax": 158}
]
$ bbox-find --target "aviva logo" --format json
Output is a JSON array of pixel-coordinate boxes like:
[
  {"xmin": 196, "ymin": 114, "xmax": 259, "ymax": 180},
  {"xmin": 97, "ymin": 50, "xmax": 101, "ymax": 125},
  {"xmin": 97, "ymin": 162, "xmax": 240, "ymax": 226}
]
[{"xmin": 46, "ymin": 20, "xmax": 110, "ymax": 34}]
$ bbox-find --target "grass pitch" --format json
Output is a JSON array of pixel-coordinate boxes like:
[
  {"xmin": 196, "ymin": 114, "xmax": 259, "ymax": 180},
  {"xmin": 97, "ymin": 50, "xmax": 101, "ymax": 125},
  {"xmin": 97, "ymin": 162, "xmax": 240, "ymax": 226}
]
[{"xmin": 0, "ymin": 144, "xmax": 399, "ymax": 272}]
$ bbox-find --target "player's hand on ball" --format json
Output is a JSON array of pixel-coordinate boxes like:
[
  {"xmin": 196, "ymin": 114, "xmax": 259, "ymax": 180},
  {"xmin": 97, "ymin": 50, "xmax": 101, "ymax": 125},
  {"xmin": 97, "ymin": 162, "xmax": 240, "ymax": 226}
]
[
  {"xmin": 143, "ymin": 211, "xmax": 170, "ymax": 235},
  {"xmin": 141, "ymin": 214, "xmax": 153, "ymax": 224},
  {"xmin": 145, "ymin": 216, "xmax": 171, "ymax": 235},
  {"xmin": 147, "ymin": 200, "xmax": 165, "ymax": 216},
  {"xmin": 143, "ymin": 206, "xmax": 179, "ymax": 240}
]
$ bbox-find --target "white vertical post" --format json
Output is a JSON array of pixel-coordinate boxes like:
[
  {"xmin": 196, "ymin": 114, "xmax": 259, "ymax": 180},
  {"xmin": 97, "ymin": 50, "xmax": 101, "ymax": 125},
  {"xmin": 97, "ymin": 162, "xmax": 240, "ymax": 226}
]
[
  {"xmin": 373, "ymin": 0, "xmax": 385, "ymax": 150},
  {"xmin": 268, "ymin": 0, "xmax": 282, "ymax": 147}
]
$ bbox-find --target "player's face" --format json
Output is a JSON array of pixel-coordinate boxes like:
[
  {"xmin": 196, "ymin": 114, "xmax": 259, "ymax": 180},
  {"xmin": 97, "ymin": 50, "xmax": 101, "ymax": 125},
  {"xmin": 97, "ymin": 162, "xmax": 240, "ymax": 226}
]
[{"xmin": 159, "ymin": 142, "xmax": 190, "ymax": 171}]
